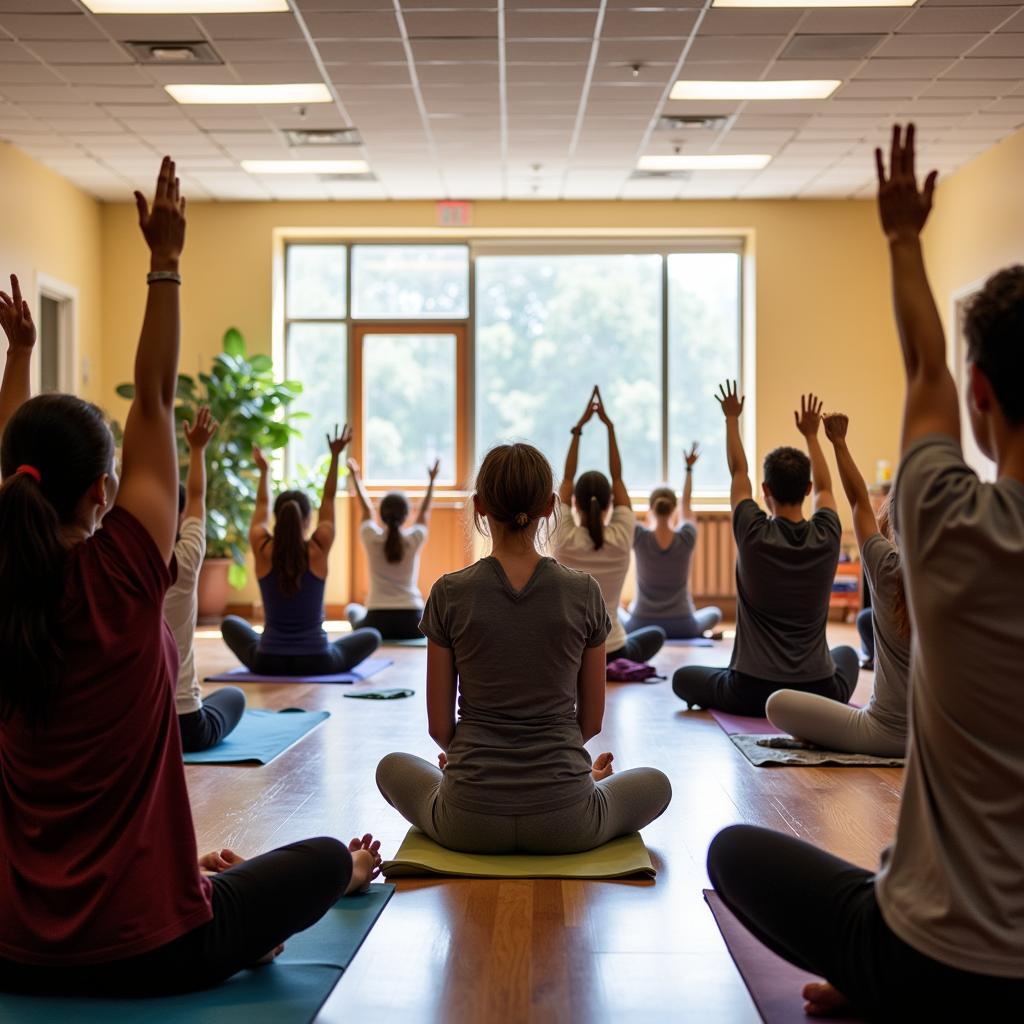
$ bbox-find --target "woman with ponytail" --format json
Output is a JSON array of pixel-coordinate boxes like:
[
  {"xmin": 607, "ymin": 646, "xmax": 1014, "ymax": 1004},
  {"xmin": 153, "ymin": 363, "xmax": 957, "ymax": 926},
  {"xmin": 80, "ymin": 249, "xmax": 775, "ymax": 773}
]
[
  {"xmin": 345, "ymin": 457, "xmax": 439, "ymax": 640},
  {"xmin": 0, "ymin": 161, "xmax": 380, "ymax": 998},
  {"xmin": 554, "ymin": 387, "xmax": 666, "ymax": 664},
  {"xmin": 220, "ymin": 426, "xmax": 382, "ymax": 675},
  {"xmin": 625, "ymin": 443, "xmax": 723, "ymax": 639},
  {"xmin": 376, "ymin": 442, "xmax": 671, "ymax": 853}
]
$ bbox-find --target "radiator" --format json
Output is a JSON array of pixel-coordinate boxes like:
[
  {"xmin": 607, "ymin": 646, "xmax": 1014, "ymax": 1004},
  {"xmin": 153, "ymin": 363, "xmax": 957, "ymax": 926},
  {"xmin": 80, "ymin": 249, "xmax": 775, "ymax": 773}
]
[{"xmin": 691, "ymin": 510, "xmax": 737, "ymax": 604}]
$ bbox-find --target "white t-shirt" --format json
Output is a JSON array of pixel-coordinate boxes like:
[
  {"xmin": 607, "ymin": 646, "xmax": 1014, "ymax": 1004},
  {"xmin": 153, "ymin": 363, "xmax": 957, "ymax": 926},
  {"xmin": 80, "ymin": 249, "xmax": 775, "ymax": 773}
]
[
  {"xmin": 875, "ymin": 434, "xmax": 1024, "ymax": 978},
  {"xmin": 360, "ymin": 520, "xmax": 428, "ymax": 609},
  {"xmin": 165, "ymin": 517, "xmax": 205, "ymax": 715},
  {"xmin": 553, "ymin": 505, "xmax": 635, "ymax": 653}
]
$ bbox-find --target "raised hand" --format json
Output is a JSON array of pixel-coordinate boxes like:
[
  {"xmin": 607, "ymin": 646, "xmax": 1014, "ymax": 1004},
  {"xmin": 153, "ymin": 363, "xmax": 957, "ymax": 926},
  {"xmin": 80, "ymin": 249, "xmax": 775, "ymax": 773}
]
[
  {"xmin": 575, "ymin": 387, "xmax": 599, "ymax": 431},
  {"xmin": 591, "ymin": 751, "xmax": 615, "ymax": 782},
  {"xmin": 593, "ymin": 385, "xmax": 613, "ymax": 427},
  {"xmin": 716, "ymin": 380, "xmax": 745, "ymax": 419},
  {"xmin": 0, "ymin": 274, "xmax": 35, "ymax": 352},
  {"xmin": 685, "ymin": 442, "xmax": 700, "ymax": 468},
  {"xmin": 326, "ymin": 422, "xmax": 352, "ymax": 458},
  {"xmin": 134, "ymin": 155, "xmax": 186, "ymax": 269},
  {"xmin": 428, "ymin": 458, "xmax": 441, "ymax": 481},
  {"xmin": 795, "ymin": 393, "xmax": 824, "ymax": 437},
  {"xmin": 346, "ymin": 456, "xmax": 361, "ymax": 477},
  {"xmin": 183, "ymin": 405, "xmax": 218, "ymax": 451},
  {"xmin": 823, "ymin": 412, "xmax": 849, "ymax": 445},
  {"xmin": 252, "ymin": 445, "xmax": 269, "ymax": 474},
  {"xmin": 876, "ymin": 123, "xmax": 938, "ymax": 243}
]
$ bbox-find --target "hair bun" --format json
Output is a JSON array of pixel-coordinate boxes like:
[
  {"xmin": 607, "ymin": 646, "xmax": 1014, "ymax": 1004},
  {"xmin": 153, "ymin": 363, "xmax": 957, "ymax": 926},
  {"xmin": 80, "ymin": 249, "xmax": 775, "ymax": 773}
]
[{"xmin": 514, "ymin": 512, "xmax": 529, "ymax": 527}]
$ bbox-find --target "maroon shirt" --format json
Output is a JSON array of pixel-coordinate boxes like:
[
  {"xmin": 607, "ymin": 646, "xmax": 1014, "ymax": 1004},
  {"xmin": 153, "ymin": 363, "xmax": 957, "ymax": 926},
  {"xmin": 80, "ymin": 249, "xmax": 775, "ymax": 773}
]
[{"xmin": 0, "ymin": 507, "xmax": 213, "ymax": 965}]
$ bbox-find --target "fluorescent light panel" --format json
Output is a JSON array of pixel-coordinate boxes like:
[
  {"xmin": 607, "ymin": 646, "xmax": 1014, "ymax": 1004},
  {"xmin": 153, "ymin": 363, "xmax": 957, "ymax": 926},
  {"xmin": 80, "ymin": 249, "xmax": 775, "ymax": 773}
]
[
  {"xmin": 83, "ymin": 1, "xmax": 288, "ymax": 12},
  {"xmin": 637, "ymin": 154, "xmax": 772, "ymax": 171},
  {"xmin": 241, "ymin": 159, "xmax": 370, "ymax": 174},
  {"xmin": 713, "ymin": 1, "xmax": 915, "ymax": 7},
  {"xmin": 166, "ymin": 83, "xmax": 332, "ymax": 105},
  {"xmin": 671, "ymin": 80, "xmax": 840, "ymax": 101}
]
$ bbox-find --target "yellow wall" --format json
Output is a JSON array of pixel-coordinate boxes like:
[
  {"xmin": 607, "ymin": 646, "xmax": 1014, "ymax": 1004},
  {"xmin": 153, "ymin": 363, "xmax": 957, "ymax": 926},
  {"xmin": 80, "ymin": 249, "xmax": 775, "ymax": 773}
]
[{"xmin": 0, "ymin": 143, "xmax": 103, "ymax": 403}]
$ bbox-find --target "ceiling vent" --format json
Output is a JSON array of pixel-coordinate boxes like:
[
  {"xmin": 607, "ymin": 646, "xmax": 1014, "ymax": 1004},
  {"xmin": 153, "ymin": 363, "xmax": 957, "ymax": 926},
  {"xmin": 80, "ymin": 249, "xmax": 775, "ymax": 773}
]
[
  {"xmin": 781, "ymin": 34, "xmax": 883, "ymax": 60},
  {"xmin": 319, "ymin": 172, "xmax": 377, "ymax": 182},
  {"xmin": 630, "ymin": 169, "xmax": 693, "ymax": 181},
  {"xmin": 655, "ymin": 114, "xmax": 729, "ymax": 133},
  {"xmin": 122, "ymin": 40, "xmax": 222, "ymax": 65},
  {"xmin": 284, "ymin": 128, "xmax": 363, "ymax": 147}
]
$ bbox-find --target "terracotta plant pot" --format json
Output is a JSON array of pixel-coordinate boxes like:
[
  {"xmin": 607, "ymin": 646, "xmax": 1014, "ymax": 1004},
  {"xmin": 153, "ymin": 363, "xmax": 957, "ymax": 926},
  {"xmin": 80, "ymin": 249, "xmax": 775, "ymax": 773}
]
[{"xmin": 197, "ymin": 557, "xmax": 232, "ymax": 623}]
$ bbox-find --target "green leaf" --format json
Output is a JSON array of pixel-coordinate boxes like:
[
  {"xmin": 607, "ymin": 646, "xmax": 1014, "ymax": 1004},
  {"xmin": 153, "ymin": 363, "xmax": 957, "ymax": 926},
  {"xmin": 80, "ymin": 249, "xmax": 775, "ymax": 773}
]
[
  {"xmin": 223, "ymin": 327, "xmax": 245, "ymax": 357},
  {"xmin": 227, "ymin": 562, "xmax": 248, "ymax": 590},
  {"xmin": 115, "ymin": 383, "xmax": 135, "ymax": 400},
  {"xmin": 249, "ymin": 354, "xmax": 273, "ymax": 372}
]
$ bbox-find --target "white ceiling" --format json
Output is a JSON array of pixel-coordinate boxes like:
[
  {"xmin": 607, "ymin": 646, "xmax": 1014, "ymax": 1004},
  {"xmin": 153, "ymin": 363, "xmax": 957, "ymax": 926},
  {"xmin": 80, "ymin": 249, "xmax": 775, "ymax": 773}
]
[{"xmin": 1, "ymin": 0, "xmax": 1023, "ymax": 202}]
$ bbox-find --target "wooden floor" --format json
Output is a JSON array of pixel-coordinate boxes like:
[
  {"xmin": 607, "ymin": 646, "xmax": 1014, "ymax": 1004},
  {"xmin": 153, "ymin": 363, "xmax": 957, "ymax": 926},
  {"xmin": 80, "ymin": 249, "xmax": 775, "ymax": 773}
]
[{"xmin": 190, "ymin": 623, "xmax": 900, "ymax": 1024}]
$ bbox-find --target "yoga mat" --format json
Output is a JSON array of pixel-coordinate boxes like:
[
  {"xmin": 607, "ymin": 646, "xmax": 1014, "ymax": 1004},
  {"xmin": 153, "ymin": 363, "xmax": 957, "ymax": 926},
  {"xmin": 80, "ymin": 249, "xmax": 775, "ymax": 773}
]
[
  {"xmin": 0, "ymin": 884, "xmax": 395, "ymax": 1024},
  {"xmin": 709, "ymin": 709, "xmax": 783, "ymax": 736},
  {"xmin": 704, "ymin": 890, "xmax": 862, "ymax": 1024},
  {"xmin": 729, "ymin": 735, "xmax": 905, "ymax": 769},
  {"xmin": 205, "ymin": 657, "xmax": 392, "ymax": 685},
  {"xmin": 183, "ymin": 709, "xmax": 329, "ymax": 765},
  {"xmin": 343, "ymin": 688, "xmax": 415, "ymax": 701},
  {"xmin": 664, "ymin": 637, "xmax": 715, "ymax": 647},
  {"xmin": 383, "ymin": 637, "xmax": 427, "ymax": 647},
  {"xmin": 382, "ymin": 828, "xmax": 655, "ymax": 880}
]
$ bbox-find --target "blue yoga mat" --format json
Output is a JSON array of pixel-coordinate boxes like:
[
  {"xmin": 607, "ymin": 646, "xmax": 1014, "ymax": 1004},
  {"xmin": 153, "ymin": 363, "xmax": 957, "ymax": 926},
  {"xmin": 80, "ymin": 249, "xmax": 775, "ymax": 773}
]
[
  {"xmin": 183, "ymin": 709, "xmax": 330, "ymax": 765},
  {"xmin": 664, "ymin": 637, "xmax": 714, "ymax": 647},
  {"xmin": 205, "ymin": 657, "xmax": 392, "ymax": 685},
  {"xmin": 0, "ymin": 883, "xmax": 395, "ymax": 1024}
]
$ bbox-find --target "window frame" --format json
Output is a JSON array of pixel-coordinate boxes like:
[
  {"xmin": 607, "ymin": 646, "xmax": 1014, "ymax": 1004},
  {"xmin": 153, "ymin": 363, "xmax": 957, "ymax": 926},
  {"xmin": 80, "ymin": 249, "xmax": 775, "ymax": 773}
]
[{"xmin": 277, "ymin": 234, "xmax": 750, "ymax": 501}]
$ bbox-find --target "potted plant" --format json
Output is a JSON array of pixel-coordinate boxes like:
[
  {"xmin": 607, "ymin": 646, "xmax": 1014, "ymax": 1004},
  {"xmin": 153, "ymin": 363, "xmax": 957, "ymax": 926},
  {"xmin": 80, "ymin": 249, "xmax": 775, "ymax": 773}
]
[{"xmin": 117, "ymin": 328, "xmax": 304, "ymax": 619}]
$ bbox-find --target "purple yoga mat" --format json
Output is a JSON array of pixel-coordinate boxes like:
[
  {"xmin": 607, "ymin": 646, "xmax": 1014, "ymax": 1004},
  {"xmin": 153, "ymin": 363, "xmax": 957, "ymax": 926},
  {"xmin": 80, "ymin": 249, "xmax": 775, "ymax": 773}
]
[
  {"xmin": 205, "ymin": 657, "xmax": 393, "ymax": 685},
  {"xmin": 709, "ymin": 709, "xmax": 784, "ymax": 736},
  {"xmin": 704, "ymin": 890, "xmax": 862, "ymax": 1024}
]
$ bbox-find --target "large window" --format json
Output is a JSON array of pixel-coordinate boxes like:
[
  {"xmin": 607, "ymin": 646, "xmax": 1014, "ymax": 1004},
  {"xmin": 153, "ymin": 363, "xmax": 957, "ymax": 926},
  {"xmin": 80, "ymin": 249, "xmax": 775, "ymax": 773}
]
[{"xmin": 282, "ymin": 240, "xmax": 743, "ymax": 495}]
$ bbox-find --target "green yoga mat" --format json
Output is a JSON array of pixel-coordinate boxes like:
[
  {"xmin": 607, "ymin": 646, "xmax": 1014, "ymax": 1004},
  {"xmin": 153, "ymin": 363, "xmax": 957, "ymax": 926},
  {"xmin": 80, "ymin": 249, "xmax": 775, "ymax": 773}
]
[
  {"xmin": 0, "ymin": 884, "xmax": 394, "ymax": 1024},
  {"xmin": 382, "ymin": 829, "xmax": 655, "ymax": 880}
]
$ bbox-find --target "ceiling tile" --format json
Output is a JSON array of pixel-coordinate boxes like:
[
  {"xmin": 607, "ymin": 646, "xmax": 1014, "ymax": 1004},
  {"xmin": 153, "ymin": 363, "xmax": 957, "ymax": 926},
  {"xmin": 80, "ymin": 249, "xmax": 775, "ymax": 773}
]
[
  {"xmin": 688, "ymin": 34, "xmax": 784, "ymax": 61},
  {"xmin": 857, "ymin": 58, "xmax": 954, "ymax": 79},
  {"xmin": 315, "ymin": 40, "xmax": 406, "ymax": 62},
  {"xmin": 920, "ymin": 78, "xmax": 1016, "ymax": 97},
  {"xmin": 93, "ymin": 14, "xmax": 206, "ymax": 42},
  {"xmin": 195, "ymin": 13, "xmax": 302, "ymax": 41},
  {"xmin": 597, "ymin": 39, "xmax": 686, "ymax": 62},
  {"xmin": 0, "ymin": 39, "xmax": 36, "ymax": 61},
  {"xmin": 303, "ymin": 11, "xmax": 398, "ymax": 38},
  {"xmin": 506, "ymin": 40, "xmax": 593, "ymax": 61},
  {"xmin": 30, "ymin": 40, "xmax": 131, "ymax": 63},
  {"xmin": 214, "ymin": 39, "xmax": 314, "ymax": 62},
  {"xmin": 944, "ymin": 57, "xmax": 1024, "ymax": 79},
  {"xmin": 874, "ymin": 33, "xmax": 984, "ymax": 58},
  {"xmin": 409, "ymin": 38, "xmax": 498, "ymax": 61},
  {"xmin": 836, "ymin": 80, "xmax": 929, "ymax": 99},
  {"xmin": 797, "ymin": 9, "xmax": 913, "ymax": 34},
  {"xmin": 403, "ymin": 11, "xmax": 498, "ymax": 39},
  {"xmin": 0, "ymin": 62, "xmax": 62, "ymax": 84},
  {"xmin": 698, "ymin": 9, "xmax": 803, "ymax": 36},
  {"xmin": 970, "ymin": 34, "xmax": 1024, "ymax": 59},
  {"xmin": 902, "ymin": 6, "xmax": 1015, "ymax": 34},
  {"xmin": 601, "ymin": 9, "xmax": 698, "ymax": 38},
  {"xmin": 505, "ymin": 11, "xmax": 597, "ymax": 40},
  {"xmin": 0, "ymin": 13, "xmax": 104, "ymax": 40}
]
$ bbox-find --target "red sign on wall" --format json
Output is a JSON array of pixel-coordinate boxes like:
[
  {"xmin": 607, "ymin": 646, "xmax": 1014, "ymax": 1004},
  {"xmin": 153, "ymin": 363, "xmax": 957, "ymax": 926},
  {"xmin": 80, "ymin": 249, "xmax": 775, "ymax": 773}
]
[{"xmin": 436, "ymin": 201, "xmax": 473, "ymax": 228}]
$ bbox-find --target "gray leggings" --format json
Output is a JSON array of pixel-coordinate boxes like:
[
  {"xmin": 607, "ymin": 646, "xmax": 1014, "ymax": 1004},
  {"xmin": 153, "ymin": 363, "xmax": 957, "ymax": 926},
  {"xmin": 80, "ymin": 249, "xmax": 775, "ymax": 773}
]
[
  {"xmin": 376, "ymin": 752, "xmax": 672, "ymax": 855},
  {"xmin": 765, "ymin": 689, "xmax": 906, "ymax": 758}
]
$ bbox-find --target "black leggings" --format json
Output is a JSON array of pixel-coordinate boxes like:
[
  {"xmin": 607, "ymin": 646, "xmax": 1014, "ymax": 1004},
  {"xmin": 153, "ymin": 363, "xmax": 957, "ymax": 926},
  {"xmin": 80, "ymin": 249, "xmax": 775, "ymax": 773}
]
[
  {"xmin": 221, "ymin": 616, "xmax": 381, "ymax": 675},
  {"xmin": 345, "ymin": 604, "xmax": 423, "ymax": 641},
  {"xmin": 607, "ymin": 625, "xmax": 667, "ymax": 664},
  {"xmin": 178, "ymin": 686, "xmax": 247, "ymax": 752},
  {"xmin": 672, "ymin": 645, "xmax": 859, "ymax": 717},
  {"xmin": 707, "ymin": 824, "xmax": 1024, "ymax": 1020},
  {"xmin": 0, "ymin": 838, "xmax": 352, "ymax": 998}
]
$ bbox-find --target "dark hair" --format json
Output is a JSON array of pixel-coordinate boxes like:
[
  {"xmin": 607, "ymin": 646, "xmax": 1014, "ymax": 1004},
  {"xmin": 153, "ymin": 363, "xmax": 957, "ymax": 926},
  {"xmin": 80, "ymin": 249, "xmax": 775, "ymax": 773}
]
[
  {"xmin": 474, "ymin": 443, "xmax": 555, "ymax": 543},
  {"xmin": 649, "ymin": 486, "xmax": 677, "ymax": 518},
  {"xmin": 178, "ymin": 483, "xmax": 186, "ymax": 516},
  {"xmin": 380, "ymin": 492, "xmax": 410, "ymax": 564},
  {"xmin": 763, "ymin": 446, "xmax": 811, "ymax": 506},
  {"xmin": 574, "ymin": 470, "xmax": 612, "ymax": 550},
  {"xmin": 876, "ymin": 491, "xmax": 911, "ymax": 642},
  {"xmin": 964, "ymin": 266, "xmax": 1024, "ymax": 425},
  {"xmin": 0, "ymin": 395, "xmax": 115, "ymax": 724},
  {"xmin": 272, "ymin": 489, "xmax": 311, "ymax": 598}
]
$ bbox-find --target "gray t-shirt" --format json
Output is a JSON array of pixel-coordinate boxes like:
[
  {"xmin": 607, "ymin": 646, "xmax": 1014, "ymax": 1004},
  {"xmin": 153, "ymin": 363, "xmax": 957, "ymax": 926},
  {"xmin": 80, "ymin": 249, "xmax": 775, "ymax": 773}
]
[
  {"xmin": 420, "ymin": 556, "xmax": 611, "ymax": 816},
  {"xmin": 630, "ymin": 522, "xmax": 698, "ymax": 620},
  {"xmin": 860, "ymin": 533, "xmax": 910, "ymax": 743},
  {"xmin": 729, "ymin": 499, "xmax": 841, "ymax": 683},
  {"xmin": 875, "ymin": 434, "xmax": 1024, "ymax": 978}
]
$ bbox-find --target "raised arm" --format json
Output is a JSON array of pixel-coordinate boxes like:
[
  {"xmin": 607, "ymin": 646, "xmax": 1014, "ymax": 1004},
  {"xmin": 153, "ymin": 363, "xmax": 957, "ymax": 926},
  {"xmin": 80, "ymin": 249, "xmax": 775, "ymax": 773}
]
[
  {"xmin": 559, "ymin": 389, "xmax": 597, "ymax": 505},
  {"xmin": 346, "ymin": 457, "xmax": 374, "ymax": 522},
  {"xmin": 594, "ymin": 386, "xmax": 630, "ymax": 509},
  {"xmin": 416, "ymin": 458, "xmax": 440, "ymax": 526},
  {"xmin": 249, "ymin": 444, "xmax": 272, "ymax": 551},
  {"xmin": 181, "ymin": 406, "xmax": 218, "ymax": 523},
  {"xmin": 795, "ymin": 393, "xmax": 836, "ymax": 514},
  {"xmin": 716, "ymin": 381, "xmax": 753, "ymax": 510},
  {"xmin": 312, "ymin": 423, "xmax": 352, "ymax": 552},
  {"xmin": 115, "ymin": 157, "xmax": 186, "ymax": 563},
  {"xmin": 681, "ymin": 442, "xmax": 699, "ymax": 524},
  {"xmin": 0, "ymin": 274, "xmax": 36, "ymax": 442},
  {"xmin": 876, "ymin": 124, "xmax": 959, "ymax": 453},
  {"xmin": 823, "ymin": 413, "xmax": 878, "ymax": 549}
]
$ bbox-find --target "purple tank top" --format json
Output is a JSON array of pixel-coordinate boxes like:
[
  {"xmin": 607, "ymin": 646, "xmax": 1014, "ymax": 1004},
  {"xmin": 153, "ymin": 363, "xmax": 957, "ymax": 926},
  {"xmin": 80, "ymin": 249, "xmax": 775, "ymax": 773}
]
[{"xmin": 257, "ymin": 569, "xmax": 328, "ymax": 655}]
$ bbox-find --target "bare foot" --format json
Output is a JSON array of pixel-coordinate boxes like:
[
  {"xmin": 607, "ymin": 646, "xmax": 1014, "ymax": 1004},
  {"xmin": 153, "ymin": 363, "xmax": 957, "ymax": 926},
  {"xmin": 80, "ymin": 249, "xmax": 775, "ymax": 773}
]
[
  {"xmin": 344, "ymin": 834, "xmax": 383, "ymax": 894},
  {"xmin": 803, "ymin": 981, "xmax": 851, "ymax": 1017},
  {"xmin": 592, "ymin": 751, "xmax": 614, "ymax": 781}
]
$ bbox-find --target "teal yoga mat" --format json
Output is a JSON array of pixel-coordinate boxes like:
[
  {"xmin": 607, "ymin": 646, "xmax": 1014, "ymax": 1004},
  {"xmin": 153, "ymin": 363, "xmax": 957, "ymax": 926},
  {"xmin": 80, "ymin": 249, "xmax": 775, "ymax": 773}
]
[
  {"xmin": 183, "ymin": 709, "xmax": 330, "ymax": 765},
  {"xmin": 383, "ymin": 637, "xmax": 427, "ymax": 648},
  {"xmin": 0, "ymin": 884, "xmax": 395, "ymax": 1024}
]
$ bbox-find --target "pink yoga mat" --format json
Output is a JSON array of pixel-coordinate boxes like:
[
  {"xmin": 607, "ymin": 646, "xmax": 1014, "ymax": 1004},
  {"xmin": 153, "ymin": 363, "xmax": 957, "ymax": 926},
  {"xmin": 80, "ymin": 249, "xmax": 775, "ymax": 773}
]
[
  {"xmin": 704, "ymin": 890, "xmax": 862, "ymax": 1024},
  {"xmin": 709, "ymin": 709, "xmax": 784, "ymax": 736}
]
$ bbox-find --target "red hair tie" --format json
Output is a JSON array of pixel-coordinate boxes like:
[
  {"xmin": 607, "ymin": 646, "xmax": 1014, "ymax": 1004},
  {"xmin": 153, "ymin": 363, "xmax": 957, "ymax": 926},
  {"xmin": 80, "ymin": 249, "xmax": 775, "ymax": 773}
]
[{"xmin": 15, "ymin": 465, "xmax": 41, "ymax": 483}]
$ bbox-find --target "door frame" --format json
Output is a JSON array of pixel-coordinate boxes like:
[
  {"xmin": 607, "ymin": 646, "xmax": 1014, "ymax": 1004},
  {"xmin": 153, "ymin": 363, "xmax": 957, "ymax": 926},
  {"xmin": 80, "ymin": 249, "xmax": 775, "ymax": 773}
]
[{"xmin": 34, "ymin": 273, "xmax": 79, "ymax": 394}]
